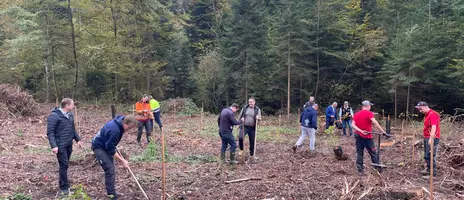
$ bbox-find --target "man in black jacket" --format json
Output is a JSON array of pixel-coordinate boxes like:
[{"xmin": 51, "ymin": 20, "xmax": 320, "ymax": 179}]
[
  {"xmin": 217, "ymin": 103, "xmax": 242, "ymax": 164},
  {"xmin": 46, "ymin": 98, "xmax": 83, "ymax": 195},
  {"xmin": 92, "ymin": 115, "xmax": 138, "ymax": 199},
  {"xmin": 238, "ymin": 98, "xmax": 261, "ymax": 161}
]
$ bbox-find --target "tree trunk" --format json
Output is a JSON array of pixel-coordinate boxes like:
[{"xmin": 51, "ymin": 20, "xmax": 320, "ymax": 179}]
[
  {"xmin": 67, "ymin": 0, "xmax": 79, "ymax": 99},
  {"xmin": 406, "ymin": 73, "xmax": 411, "ymax": 121},
  {"xmin": 314, "ymin": 0, "xmax": 321, "ymax": 100},
  {"xmin": 286, "ymin": 0, "xmax": 292, "ymax": 117},
  {"xmin": 394, "ymin": 85, "xmax": 397, "ymax": 119},
  {"xmin": 245, "ymin": 50, "xmax": 248, "ymax": 102},
  {"xmin": 44, "ymin": 53, "xmax": 50, "ymax": 104},
  {"xmin": 147, "ymin": 73, "xmax": 150, "ymax": 92},
  {"xmin": 43, "ymin": 15, "xmax": 50, "ymax": 104},
  {"xmin": 110, "ymin": 0, "xmax": 118, "ymax": 102}
]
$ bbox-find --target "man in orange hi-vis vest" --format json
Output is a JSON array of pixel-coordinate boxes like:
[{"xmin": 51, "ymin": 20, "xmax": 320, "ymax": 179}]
[{"xmin": 136, "ymin": 94, "xmax": 154, "ymax": 144}]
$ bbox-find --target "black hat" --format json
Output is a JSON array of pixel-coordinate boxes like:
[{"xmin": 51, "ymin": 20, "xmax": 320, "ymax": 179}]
[{"xmin": 415, "ymin": 101, "xmax": 428, "ymax": 108}]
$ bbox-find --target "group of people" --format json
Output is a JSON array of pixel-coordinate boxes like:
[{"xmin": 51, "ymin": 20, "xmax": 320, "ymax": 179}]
[
  {"xmin": 46, "ymin": 96, "xmax": 440, "ymax": 199},
  {"xmin": 134, "ymin": 94, "xmax": 163, "ymax": 144},
  {"xmin": 292, "ymin": 97, "xmax": 440, "ymax": 177}
]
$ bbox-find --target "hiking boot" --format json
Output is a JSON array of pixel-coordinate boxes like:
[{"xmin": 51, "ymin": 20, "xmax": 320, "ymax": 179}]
[
  {"xmin": 59, "ymin": 189, "xmax": 72, "ymax": 197},
  {"xmin": 292, "ymin": 145, "xmax": 297, "ymax": 152},
  {"xmin": 358, "ymin": 171, "xmax": 366, "ymax": 177},
  {"xmin": 248, "ymin": 156, "xmax": 258, "ymax": 164},
  {"xmin": 220, "ymin": 151, "xmax": 226, "ymax": 162},
  {"xmin": 239, "ymin": 150, "xmax": 245, "ymax": 162},
  {"xmin": 421, "ymin": 168, "xmax": 437, "ymax": 176},
  {"xmin": 108, "ymin": 194, "xmax": 118, "ymax": 200},
  {"xmin": 229, "ymin": 152, "xmax": 238, "ymax": 164},
  {"xmin": 421, "ymin": 168, "xmax": 430, "ymax": 176}
]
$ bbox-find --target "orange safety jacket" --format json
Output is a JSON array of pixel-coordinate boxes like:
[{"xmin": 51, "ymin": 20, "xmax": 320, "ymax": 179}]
[{"xmin": 135, "ymin": 101, "xmax": 154, "ymax": 121}]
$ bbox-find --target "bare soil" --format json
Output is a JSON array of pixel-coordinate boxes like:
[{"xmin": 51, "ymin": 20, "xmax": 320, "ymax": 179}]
[{"xmin": 0, "ymin": 104, "xmax": 463, "ymax": 200}]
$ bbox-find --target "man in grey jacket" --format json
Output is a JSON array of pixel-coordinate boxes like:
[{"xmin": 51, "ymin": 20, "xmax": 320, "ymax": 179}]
[
  {"xmin": 47, "ymin": 98, "xmax": 83, "ymax": 195},
  {"xmin": 238, "ymin": 98, "xmax": 262, "ymax": 161}
]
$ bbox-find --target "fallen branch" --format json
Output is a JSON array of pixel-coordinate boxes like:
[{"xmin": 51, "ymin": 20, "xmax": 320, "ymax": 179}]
[
  {"xmin": 421, "ymin": 187, "xmax": 430, "ymax": 196},
  {"xmin": 356, "ymin": 187, "xmax": 373, "ymax": 200},
  {"xmin": 225, "ymin": 177, "xmax": 261, "ymax": 184},
  {"xmin": 341, "ymin": 180, "xmax": 360, "ymax": 199}
]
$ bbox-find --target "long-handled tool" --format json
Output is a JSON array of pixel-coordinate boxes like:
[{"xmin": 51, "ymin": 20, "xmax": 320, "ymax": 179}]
[
  {"xmin": 116, "ymin": 149, "xmax": 149, "ymax": 200},
  {"xmin": 368, "ymin": 131, "xmax": 394, "ymax": 168},
  {"xmin": 252, "ymin": 119, "xmax": 258, "ymax": 163}
]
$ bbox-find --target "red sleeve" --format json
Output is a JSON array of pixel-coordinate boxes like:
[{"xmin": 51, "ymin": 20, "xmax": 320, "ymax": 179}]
[
  {"xmin": 369, "ymin": 111, "xmax": 374, "ymax": 121},
  {"xmin": 430, "ymin": 113, "xmax": 439, "ymax": 126}
]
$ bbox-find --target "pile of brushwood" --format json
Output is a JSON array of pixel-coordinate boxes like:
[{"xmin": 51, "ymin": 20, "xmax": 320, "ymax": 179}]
[{"xmin": 0, "ymin": 84, "xmax": 39, "ymax": 117}]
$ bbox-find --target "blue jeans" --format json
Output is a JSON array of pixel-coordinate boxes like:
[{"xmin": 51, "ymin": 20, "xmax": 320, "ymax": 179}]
[
  {"xmin": 424, "ymin": 138, "xmax": 439, "ymax": 171},
  {"xmin": 151, "ymin": 111, "xmax": 162, "ymax": 129},
  {"xmin": 342, "ymin": 119, "xmax": 353, "ymax": 136},
  {"xmin": 219, "ymin": 131, "xmax": 236, "ymax": 153}
]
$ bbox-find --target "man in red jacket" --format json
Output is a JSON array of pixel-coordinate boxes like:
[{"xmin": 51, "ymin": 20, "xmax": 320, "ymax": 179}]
[{"xmin": 415, "ymin": 101, "xmax": 440, "ymax": 176}]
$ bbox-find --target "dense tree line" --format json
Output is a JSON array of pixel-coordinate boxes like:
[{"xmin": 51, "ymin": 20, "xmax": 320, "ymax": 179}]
[{"xmin": 0, "ymin": 0, "xmax": 463, "ymax": 116}]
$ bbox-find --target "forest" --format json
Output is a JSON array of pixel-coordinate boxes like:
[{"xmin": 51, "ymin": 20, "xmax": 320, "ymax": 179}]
[{"xmin": 0, "ymin": 0, "xmax": 463, "ymax": 115}]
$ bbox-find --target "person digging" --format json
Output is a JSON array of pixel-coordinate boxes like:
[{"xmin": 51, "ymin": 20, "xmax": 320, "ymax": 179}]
[
  {"xmin": 238, "ymin": 98, "xmax": 262, "ymax": 162},
  {"xmin": 91, "ymin": 115, "xmax": 139, "ymax": 199},
  {"xmin": 47, "ymin": 98, "xmax": 83, "ymax": 196},
  {"xmin": 293, "ymin": 103, "xmax": 319, "ymax": 154},
  {"xmin": 415, "ymin": 101, "xmax": 440, "ymax": 177},
  {"xmin": 217, "ymin": 103, "xmax": 243, "ymax": 164},
  {"xmin": 351, "ymin": 100, "xmax": 386, "ymax": 176}
]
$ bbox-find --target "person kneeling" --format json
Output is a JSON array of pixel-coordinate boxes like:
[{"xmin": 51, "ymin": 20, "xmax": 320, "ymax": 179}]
[{"xmin": 91, "ymin": 115, "xmax": 138, "ymax": 199}]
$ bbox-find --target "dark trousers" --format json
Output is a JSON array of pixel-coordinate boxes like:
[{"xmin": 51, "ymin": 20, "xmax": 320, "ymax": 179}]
[
  {"xmin": 355, "ymin": 134, "xmax": 380, "ymax": 172},
  {"xmin": 325, "ymin": 117, "xmax": 335, "ymax": 129},
  {"xmin": 424, "ymin": 138, "xmax": 439, "ymax": 172},
  {"xmin": 151, "ymin": 111, "xmax": 162, "ymax": 129},
  {"xmin": 137, "ymin": 120, "xmax": 152, "ymax": 143},
  {"xmin": 239, "ymin": 126, "xmax": 256, "ymax": 156},
  {"xmin": 57, "ymin": 145, "xmax": 72, "ymax": 191},
  {"xmin": 219, "ymin": 131, "xmax": 236, "ymax": 153},
  {"xmin": 93, "ymin": 148, "xmax": 117, "ymax": 197}
]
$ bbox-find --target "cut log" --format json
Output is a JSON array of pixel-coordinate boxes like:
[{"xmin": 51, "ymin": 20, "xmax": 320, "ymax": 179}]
[{"xmin": 380, "ymin": 140, "xmax": 395, "ymax": 147}]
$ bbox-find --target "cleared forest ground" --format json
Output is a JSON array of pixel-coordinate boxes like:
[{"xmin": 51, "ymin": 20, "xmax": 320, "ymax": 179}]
[{"xmin": 0, "ymin": 104, "xmax": 463, "ymax": 200}]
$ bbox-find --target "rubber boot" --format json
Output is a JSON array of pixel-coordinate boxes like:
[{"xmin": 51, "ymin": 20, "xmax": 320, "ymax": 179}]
[
  {"xmin": 229, "ymin": 152, "xmax": 238, "ymax": 164},
  {"xmin": 220, "ymin": 151, "xmax": 226, "ymax": 162}
]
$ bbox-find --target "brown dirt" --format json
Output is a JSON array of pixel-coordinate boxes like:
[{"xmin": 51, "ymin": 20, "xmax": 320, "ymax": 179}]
[{"xmin": 0, "ymin": 104, "xmax": 463, "ymax": 199}]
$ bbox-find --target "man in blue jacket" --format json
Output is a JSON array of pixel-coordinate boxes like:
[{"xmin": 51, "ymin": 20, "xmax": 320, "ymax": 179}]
[
  {"xmin": 47, "ymin": 98, "xmax": 83, "ymax": 195},
  {"xmin": 293, "ymin": 103, "xmax": 319, "ymax": 153},
  {"xmin": 217, "ymin": 103, "xmax": 242, "ymax": 164},
  {"xmin": 91, "ymin": 115, "xmax": 139, "ymax": 199},
  {"xmin": 325, "ymin": 102, "xmax": 338, "ymax": 129}
]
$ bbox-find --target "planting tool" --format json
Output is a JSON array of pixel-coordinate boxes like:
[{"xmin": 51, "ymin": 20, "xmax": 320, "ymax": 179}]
[
  {"xmin": 368, "ymin": 131, "xmax": 394, "ymax": 169},
  {"xmin": 116, "ymin": 149, "xmax": 150, "ymax": 200}
]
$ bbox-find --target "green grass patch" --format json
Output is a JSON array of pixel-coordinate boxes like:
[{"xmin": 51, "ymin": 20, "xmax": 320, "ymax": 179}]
[
  {"xmin": 0, "ymin": 193, "xmax": 32, "ymax": 200},
  {"xmin": 184, "ymin": 154, "xmax": 217, "ymax": 164},
  {"xmin": 131, "ymin": 142, "xmax": 174, "ymax": 162}
]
